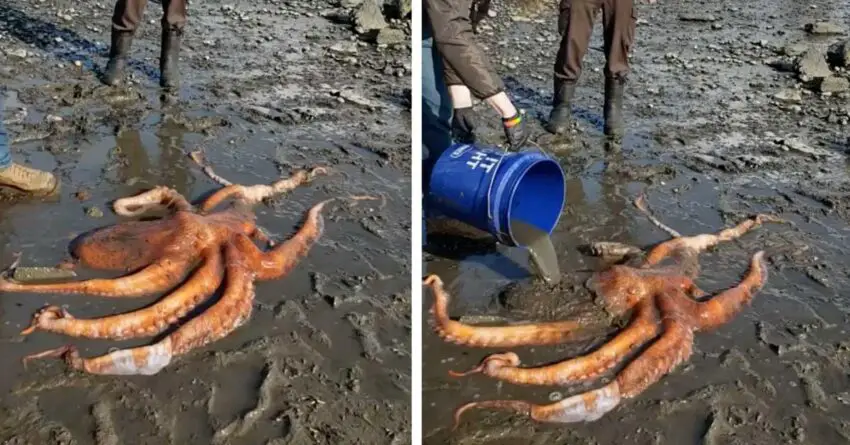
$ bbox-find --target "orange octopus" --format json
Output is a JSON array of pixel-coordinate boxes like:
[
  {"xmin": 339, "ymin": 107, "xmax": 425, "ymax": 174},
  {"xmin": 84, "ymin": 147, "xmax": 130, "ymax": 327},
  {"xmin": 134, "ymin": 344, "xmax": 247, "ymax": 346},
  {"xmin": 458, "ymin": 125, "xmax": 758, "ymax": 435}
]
[
  {"xmin": 2, "ymin": 152, "xmax": 362, "ymax": 376},
  {"xmin": 425, "ymin": 194, "xmax": 781, "ymax": 427}
]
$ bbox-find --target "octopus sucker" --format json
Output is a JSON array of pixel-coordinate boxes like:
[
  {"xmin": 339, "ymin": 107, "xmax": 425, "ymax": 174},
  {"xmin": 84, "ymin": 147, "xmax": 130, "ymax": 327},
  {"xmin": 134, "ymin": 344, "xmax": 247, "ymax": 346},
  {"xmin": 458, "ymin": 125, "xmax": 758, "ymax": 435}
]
[
  {"xmin": 20, "ymin": 247, "xmax": 225, "ymax": 340},
  {"xmin": 438, "ymin": 193, "xmax": 779, "ymax": 428},
  {"xmin": 424, "ymin": 275, "xmax": 589, "ymax": 348},
  {"xmin": 14, "ymin": 156, "xmax": 349, "ymax": 375}
]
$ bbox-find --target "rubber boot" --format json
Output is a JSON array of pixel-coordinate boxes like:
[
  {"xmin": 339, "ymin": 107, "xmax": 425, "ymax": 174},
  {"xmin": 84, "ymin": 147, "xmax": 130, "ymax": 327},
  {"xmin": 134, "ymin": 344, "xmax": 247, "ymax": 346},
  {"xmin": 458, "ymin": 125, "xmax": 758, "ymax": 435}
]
[
  {"xmin": 544, "ymin": 81, "xmax": 576, "ymax": 135},
  {"xmin": 160, "ymin": 25, "xmax": 182, "ymax": 89},
  {"xmin": 102, "ymin": 30, "xmax": 134, "ymax": 86},
  {"xmin": 0, "ymin": 163, "xmax": 60, "ymax": 196},
  {"xmin": 603, "ymin": 76, "xmax": 626, "ymax": 146}
]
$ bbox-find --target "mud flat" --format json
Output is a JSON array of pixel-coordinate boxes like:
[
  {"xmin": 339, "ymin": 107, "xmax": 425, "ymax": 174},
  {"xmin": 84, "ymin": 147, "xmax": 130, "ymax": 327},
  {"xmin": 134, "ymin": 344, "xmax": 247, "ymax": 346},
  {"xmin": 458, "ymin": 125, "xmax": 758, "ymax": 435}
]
[
  {"xmin": 0, "ymin": 0, "xmax": 411, "ymax": 443},
  {"xmin": 424, "ymin": 0, "xmax": 850, "ymax": 444}
]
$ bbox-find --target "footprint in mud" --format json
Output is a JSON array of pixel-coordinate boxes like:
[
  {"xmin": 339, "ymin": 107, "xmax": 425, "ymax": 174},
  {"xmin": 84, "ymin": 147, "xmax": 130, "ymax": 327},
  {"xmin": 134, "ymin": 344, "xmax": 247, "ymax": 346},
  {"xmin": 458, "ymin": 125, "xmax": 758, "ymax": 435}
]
[{"xmin": 346, "ymin": 311, "xmax": 384, "ymax": 363}]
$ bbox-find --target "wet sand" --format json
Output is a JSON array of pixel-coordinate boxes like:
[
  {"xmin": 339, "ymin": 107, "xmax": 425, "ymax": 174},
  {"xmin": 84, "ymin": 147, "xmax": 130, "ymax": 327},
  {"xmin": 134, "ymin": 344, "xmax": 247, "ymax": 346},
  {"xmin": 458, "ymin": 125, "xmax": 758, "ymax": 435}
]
[
  {"xmin": 423, "ymin": 0, "xmax": 850, "ymax": 443},
  {"xmin": 0, "ymin": 0, "xmax": 411, "ymax": 443}
]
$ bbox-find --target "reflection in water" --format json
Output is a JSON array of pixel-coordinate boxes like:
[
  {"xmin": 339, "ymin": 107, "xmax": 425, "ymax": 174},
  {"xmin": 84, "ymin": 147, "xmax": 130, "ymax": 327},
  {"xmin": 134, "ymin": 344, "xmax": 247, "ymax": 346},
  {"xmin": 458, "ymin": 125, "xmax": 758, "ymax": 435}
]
[
  {"xmin": 600, "ymin": 151, "xmax": 634, "ymax": 248},
  {"xmin": 114, "ymin": 118, "xmax": 193, "ymax": 195}
]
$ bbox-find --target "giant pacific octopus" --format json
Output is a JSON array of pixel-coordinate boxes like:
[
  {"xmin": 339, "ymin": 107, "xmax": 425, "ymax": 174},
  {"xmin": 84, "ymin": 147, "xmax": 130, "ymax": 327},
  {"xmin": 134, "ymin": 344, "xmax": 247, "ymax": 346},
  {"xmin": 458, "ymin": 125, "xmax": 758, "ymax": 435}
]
[
  {"xmin": 2, "ymin": 152, "xmax": 364, "ymax": 376},
  {"xmin": 425, "ymin": 194, "xmax": 782, "ymax": 427}
]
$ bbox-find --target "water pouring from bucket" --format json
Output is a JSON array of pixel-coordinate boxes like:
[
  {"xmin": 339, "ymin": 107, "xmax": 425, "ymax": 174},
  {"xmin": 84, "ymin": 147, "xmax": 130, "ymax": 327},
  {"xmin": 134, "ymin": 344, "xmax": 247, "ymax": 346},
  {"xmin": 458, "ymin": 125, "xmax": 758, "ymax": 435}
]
[{"xmin": 425, "ymin": 142, "xmax": 567, "ymax": 284}]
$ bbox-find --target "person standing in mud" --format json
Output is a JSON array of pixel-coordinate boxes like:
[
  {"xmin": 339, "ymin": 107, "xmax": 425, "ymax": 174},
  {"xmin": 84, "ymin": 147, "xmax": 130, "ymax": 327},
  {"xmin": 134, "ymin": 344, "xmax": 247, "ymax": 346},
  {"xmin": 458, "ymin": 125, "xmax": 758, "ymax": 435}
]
[
  {"xmin": 0, "ymin": 95, "xmax": 60, "ymax": 196},
  {"xmin": 425, "ymin": 0, "xmax": 530, "ymax": 150},
  {"xmin": 545, "ymin": 0, "xmax": 644, "ymax": 147},
  {"xmin": 102, "ymin": 0, "xmax": 187, "ymax": 89}
]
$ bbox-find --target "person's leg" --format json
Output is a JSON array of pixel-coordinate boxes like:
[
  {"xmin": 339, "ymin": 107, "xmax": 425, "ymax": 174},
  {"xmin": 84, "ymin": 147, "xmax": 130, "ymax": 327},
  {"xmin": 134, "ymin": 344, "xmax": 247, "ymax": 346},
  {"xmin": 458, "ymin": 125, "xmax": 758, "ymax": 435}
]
[
  {"xmin": 0, "ymin": 108, "xmax": 12, "ymax": 169},
  {"xmin": 601, "ymin": 0, "xmax": 635, "ymax": 144},
  {"xmin": 103, "ymin": 0, "xmax": 147, "ymax": 86},
  {"xmin": 160, "ymin": 0, "xmax": 188, "ymax": 89},
  {"xmin": 0, "ymin": 98, "xmax": 59, "ymax": 195},
  {"xmin": 422, "ymin": 22, "xmax": 454, "ymax": 189},
  {"xmin": 546, "ymin": 0, "xmax": 599, "ymax": 135}
]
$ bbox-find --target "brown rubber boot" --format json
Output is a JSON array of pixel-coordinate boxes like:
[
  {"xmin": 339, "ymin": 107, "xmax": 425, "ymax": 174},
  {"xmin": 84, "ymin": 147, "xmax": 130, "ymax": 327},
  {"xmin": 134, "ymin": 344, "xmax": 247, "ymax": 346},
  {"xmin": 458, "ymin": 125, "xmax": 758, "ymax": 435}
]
[{"xmin": 0, "ymin": 163, "xmax": 60, "ymax": 196}]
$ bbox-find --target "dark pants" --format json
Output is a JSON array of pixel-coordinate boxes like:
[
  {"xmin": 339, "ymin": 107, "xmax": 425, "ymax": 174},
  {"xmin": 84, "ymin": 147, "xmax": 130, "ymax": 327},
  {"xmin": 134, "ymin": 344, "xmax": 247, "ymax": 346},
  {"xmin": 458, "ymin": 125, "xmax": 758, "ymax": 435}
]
[
  {"xmin": 0, "ymin": 97, "xmax": 10, "ymax": 169},
  {"xmin": 554, "ymin": 0, "xmax": 635, "ymax": 83},
  {"xmin": 112, "ymin": 0, "xmax": 187, "ymax": 32}
]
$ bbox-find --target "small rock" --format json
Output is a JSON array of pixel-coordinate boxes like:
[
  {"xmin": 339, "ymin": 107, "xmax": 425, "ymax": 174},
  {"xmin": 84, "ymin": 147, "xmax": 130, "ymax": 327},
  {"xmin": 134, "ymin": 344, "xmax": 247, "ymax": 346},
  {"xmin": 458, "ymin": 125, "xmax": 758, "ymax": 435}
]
[
  {"xmin": 774, "ymin": 88, "xmax": 802, "ymax": 103},
  {"xmin": 353, "ymin": 0, "xmax": 387, "ymax": 34},
  {"xmin": 827, "ymin": 39, "xmax": 850, "ymax": 68},
  {"xmin": 678, "ymin": 13, "xmax": 717, "ymax": 22},
  {"xmin": 86, "ymin": 206, "xmax": 104, "ymax": 218},
  {"xmin": 339, "ymin": 0, "xmax": 363, "ymax": 8},
  {"xmin": 395, "ymin": 0, "xmax": 411, "ymax": 19},
  {"xmin": 375, "ymin": 28, "xmax": 406, "ymax": 45},
  {"xmin": 333, "ymin": 89, "xmax": 386, "ymax": 109},
  {"xmin": 6, "ymin": 49, "xmax": 28, "ymax": 59},
  {"xmin": 73, "ymin": 188, "xmax": 91, "ymax": 201},
  {"xmin": 783, "ymin": 42, "xmax": 810, "ymax": 57},
  {"xmin": 819, "ymin": 76, "xmax": 850, "ymax": 93},
  {"xmin": 804, "ymin": 22, "xmax": 845, "ymax": 35},
  {"xmin": 12, "ymin": 267, "xmax": 77, "ymax": 282},
  {"xmin": 796, "ymin": 48, "xmax": 833, "ymax": 81},
  {"xmin": 329, "ymin": 41, "xmax": 359, "ymax": 54}
]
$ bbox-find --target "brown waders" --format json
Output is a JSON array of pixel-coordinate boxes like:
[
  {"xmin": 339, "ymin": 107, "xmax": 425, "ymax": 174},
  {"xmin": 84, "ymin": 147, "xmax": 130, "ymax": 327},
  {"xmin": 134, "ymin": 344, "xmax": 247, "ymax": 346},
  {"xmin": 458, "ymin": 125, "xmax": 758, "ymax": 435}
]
[
  {"xmin": 546, "ymin": 0, "xmax": 636, "ymax": 144},
  {"xmin": 103, "ymin": 0, "xmax": 187, "ymax": 89}
]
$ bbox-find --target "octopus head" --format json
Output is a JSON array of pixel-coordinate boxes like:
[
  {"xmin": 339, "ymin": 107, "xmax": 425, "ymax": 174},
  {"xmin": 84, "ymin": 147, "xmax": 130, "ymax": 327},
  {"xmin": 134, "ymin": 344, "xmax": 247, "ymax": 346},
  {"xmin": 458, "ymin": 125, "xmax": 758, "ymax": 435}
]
[{"xmin": 586, "ymin": 266, "xmax": 649, "ymax": 316}]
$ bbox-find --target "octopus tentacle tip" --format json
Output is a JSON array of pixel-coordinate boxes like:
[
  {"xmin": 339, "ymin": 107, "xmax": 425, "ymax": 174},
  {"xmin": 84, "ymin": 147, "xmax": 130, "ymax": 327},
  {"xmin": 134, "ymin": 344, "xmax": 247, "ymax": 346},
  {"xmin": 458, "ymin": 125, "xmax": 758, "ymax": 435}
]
[
  {"xmin": 452, "ymin": 400, "xmax": 531, "ymax": 430},
  {"xmin": 423, "ymin": 274, "xmax": 442, "ymax": 287},
  {"xmin": 22, "ymin": 344, "xmax": 75, "ymax": 368},
  {"xmin": 448, "ymin": 365, "xmax": 483, "ymax": 378},
  {"xmin": 308, "ymin": 166, "xmax": 329, "ymax": 177}
]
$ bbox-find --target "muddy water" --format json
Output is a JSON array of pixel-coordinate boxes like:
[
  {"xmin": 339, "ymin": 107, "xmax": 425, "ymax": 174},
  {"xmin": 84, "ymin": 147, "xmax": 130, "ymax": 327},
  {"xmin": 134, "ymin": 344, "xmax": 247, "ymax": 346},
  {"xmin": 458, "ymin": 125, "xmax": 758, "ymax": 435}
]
[
  {"xmin": 511, "ymin": 219, "xmax": 561, "ymax": 285},
  {"xmin": 423, "ymin": 0, "xmax": 850, "ymax": 443},
  {"xmin": 0, "ymin": 0, "xmax": 411, "ymax": 443}
]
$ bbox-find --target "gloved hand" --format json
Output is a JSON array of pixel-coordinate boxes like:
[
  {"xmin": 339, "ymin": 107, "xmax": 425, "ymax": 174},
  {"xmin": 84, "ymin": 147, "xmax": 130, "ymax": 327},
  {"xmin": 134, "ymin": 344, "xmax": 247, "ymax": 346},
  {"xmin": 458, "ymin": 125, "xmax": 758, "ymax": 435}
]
[
  {"xmin": 451, "ymin": 107, "xmax": 477, "ymax": 144},
  {"xmin": 502, "ymin": 110, "xmax": 530, "ymax": 150}
]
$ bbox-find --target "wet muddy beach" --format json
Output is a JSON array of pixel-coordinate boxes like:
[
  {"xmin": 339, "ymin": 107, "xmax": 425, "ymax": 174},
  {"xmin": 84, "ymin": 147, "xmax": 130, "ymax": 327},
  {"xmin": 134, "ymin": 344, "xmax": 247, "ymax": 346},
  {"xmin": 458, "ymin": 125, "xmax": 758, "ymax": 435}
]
[
  {"xmin": 424, "ymin": 0, "xmax": 850, "ymax": 444},
  {"xmin": 0, "ymin": 0, "xmax": 410, "ymax": 443}
]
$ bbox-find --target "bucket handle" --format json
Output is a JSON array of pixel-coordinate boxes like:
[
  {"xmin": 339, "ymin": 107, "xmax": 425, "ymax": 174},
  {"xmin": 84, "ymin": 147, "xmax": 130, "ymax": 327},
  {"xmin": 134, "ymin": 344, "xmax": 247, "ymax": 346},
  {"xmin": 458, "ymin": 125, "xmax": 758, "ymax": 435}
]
[{"xmin": 485, "ymin": 139, "xmax": 557, "ymax": 225}]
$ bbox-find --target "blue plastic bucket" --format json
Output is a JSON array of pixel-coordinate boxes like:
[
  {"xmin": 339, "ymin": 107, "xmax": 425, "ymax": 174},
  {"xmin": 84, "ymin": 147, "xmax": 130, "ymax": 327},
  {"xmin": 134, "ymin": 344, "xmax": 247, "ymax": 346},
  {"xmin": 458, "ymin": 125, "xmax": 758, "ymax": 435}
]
[{"xmin": 426, "ymin": 143, "xmax": 566, "ymax": 246}]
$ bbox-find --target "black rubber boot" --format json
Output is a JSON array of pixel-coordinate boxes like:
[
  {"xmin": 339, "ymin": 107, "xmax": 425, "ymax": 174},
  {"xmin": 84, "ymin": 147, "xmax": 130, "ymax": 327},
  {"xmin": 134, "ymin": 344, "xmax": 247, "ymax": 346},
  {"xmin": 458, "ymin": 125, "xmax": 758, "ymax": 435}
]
[
  {"xmin": 603, "ymin": 76, "xmax": 626, "ymax": 145},
  {"xmin": 160, "ymin": 25, "xmax": 182, "ymax": 89},
  {"xmin": 102, "ymin": 30, "xmax": 134, "ymax": 86},
  {"xmin": 544, "ymin": 81, "xmax": 577, "ymax": 135}
]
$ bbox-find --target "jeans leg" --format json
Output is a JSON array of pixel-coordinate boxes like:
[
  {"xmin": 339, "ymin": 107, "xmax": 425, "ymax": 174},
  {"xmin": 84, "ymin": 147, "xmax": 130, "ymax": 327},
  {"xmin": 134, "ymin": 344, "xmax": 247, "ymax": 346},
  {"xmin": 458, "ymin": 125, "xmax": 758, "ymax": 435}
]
[
  {"xmin": 422, "ymin": 23, "xmax": 453, "ymax": 190},
  {"xmin": 0, "ymin": 97, "xmax": 12, "ymax": 169}
]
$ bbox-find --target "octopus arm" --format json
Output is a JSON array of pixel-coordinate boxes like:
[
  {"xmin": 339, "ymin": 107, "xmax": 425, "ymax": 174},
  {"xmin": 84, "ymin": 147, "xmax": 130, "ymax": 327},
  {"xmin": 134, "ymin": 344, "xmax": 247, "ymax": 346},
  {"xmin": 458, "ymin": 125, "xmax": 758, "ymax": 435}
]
[
  {"xmin": 199, "ymin": 168, "xmax": 325, "ymax": 212},
  {"xmin": 0, "ymin": 251, "xmax": 198, "ymax": 298},
  {"xmin": 23, "ymin": 243, "xmax": 255, "ymax": 376},
  {"xmin": 424, "ymin": 275, "xmax": 592, "ymax": 348},
  {"xmin": 453, "ymin": 300, "xmax": 694, "ymax": 426},
  {"xmin": 112, "ymin": 186, "xmax": 193, "ymax": 217},
  {"xmin": 643, "ymin": 215, "xmax": 779, "ymax": 268},
  {"xmin": 450, "ymin": 298, "xmax": 660, "ymax": 385},
  {"xmin": 234, "ymin": 199, "xmax": 328, "ymax": 281},
  {"xmin": 21, "ymin": 247, "xmax": 225, "ymax": 340},
  {"xmin": 693, "ymin": 250, "xmax": 767, "ymax": 331}
]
